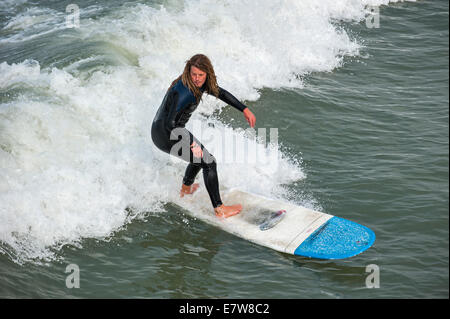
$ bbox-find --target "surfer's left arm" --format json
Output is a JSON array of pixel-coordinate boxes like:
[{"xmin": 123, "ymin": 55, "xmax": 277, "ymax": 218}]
[{"xmin": 217, "ymin": 87, "xmax": 256, "ymax": 128}]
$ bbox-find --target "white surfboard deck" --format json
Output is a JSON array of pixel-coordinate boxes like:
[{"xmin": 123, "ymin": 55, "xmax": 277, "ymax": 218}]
[{"xmin": 175, "ymin": 188, "xmax": 375, "ymax": 259}]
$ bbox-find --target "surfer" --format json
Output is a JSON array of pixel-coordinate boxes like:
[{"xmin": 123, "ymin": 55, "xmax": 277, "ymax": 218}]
[{"xmin": 151, "ymin": 54, "xmax": 256, "ymax": 218}]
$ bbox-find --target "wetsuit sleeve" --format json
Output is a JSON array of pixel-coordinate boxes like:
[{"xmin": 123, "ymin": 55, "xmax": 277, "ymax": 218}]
[
  {"xmin": 164, "ymin": 90, "xmax": 194, "ymax": 146},
  {"xmin": 164, "ymin": 90, "xmax": 179, "ymax": 131},
  {"xmin": 217, "ymin": 87, "xmax": 247, "ymax": 112}
]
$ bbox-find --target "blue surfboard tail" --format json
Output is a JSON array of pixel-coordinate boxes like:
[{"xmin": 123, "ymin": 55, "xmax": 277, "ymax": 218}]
[{"xmin": 294, "ymin": 216, "xmax": 376, "ymax": 259}]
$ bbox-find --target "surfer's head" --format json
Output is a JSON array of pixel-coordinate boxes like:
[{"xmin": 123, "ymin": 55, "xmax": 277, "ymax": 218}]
[{"xmin": 172, "ymin": 54, "xmax": 219, "ymax": 101}]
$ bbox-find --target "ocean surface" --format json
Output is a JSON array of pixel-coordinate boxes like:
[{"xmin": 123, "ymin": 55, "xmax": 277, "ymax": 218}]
[{"xmin": 0, "ymin": 0, "xmax": 448, "ymax": 299}]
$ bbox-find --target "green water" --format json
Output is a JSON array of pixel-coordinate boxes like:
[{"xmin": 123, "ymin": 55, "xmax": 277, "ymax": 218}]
[{"xmin": 0, "ymin": 0, "xmax": 448, "ymax": 299}]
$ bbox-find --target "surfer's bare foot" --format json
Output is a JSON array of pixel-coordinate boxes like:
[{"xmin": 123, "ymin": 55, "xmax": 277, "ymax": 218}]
[
  {"xmin": 180, "ymin": 183, "xmax": 199, "ymax": 197},
  {"xmin": 214, "ymin": 204, "xmax": 242, "ymax": 218}
]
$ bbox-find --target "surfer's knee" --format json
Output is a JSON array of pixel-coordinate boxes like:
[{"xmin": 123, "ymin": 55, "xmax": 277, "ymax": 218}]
[
  {"xmin": 202, "ymin": 155, "xmax": 217, "ymax": 172},
  {"xmin": 201, "ymin": 151, "xmax": 217, "ymax": 168}
]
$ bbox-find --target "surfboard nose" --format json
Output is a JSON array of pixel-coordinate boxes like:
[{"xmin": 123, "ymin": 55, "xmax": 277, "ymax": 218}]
[{"xmin": 293, "ymin": 216, "xmax": 376, "ymax": 259}]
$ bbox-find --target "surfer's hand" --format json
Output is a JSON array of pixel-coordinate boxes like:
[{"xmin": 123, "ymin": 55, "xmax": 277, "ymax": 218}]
[
  {"xmin": 190, "ymin": 141, "xmax": 203, "ymax": 158},
  {"xmin": 243, "ymin": 108, "xmax": 256, "ymax": 128}
]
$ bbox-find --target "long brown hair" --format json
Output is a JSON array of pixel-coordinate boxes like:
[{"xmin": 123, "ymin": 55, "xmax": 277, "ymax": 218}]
[{"xmin": 169, "ymin": 54, "xmax": 219, "ymax": 102}]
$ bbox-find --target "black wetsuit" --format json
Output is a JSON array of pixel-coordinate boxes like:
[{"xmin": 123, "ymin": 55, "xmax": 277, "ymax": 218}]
[{"xmin": 151, "ymin": 79, "xmax": 247, "ymax": 208}]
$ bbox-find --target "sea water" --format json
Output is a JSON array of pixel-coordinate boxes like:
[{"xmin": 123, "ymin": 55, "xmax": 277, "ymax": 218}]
[{"xmin": 0, "ymin": 0, "xmax": 448, "ymax": 298}]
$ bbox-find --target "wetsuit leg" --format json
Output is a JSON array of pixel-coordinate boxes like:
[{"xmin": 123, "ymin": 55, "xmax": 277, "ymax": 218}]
[
  {"xmin": 183, "ymin": 163, "xmax": 201, "ymax": 186},
  {"xmin": 151, "ymin": 121, "xmax": 223, "ymax": 208},
  {"xmin": 191, "ymin": 147, "xmax": 222, "ymax": 208}
]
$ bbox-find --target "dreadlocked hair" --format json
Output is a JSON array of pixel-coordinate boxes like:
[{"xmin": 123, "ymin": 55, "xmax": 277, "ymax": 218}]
[{"xmin": 169, "ymin": 54, "xmax": 219, "ymax": 102}]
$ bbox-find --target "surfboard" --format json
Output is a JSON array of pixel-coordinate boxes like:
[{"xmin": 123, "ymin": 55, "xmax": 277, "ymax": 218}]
[{"xmin": 178, "ymin": 188, "xmax": 375, "ymax": 259}]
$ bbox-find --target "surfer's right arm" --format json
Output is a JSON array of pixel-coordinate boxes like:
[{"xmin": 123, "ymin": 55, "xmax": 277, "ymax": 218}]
[
  {"xmin": 162, "ymin": 89, "xmax": 195, "ymax": 147},
  {"xmin": 163, "ymin": 89, "xmax": 178, "ymax": 132}
]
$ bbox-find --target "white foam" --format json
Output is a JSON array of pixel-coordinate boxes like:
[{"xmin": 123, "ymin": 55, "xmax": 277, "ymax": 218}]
[{"xmin": 0, "ymin": 0, "xmax": 412, "ymax": 263}]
